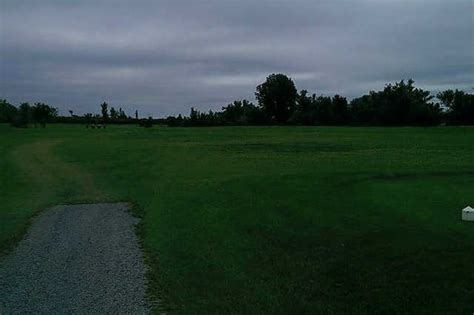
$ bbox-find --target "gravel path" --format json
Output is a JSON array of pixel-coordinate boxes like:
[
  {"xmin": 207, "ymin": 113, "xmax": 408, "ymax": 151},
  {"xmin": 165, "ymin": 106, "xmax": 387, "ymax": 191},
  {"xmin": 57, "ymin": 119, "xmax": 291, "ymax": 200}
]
[{"xmin": 0, "ymin": 203, "xmax": 150, "ymax": 314}]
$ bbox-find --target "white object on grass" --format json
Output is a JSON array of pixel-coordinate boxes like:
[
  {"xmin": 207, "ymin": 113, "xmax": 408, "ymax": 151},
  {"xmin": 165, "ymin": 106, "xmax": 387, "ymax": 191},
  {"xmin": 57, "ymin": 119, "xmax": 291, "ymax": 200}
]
[{"xmin": 462, "ymin": 206, "xmax": 474, "ymax": 221}]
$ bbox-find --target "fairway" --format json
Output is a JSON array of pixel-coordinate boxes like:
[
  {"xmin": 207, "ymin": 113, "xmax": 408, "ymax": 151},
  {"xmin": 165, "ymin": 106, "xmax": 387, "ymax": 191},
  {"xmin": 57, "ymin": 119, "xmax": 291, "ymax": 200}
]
[{"xmin": 1, "ymin": 124, "xmax": 474, "ymax": 313}]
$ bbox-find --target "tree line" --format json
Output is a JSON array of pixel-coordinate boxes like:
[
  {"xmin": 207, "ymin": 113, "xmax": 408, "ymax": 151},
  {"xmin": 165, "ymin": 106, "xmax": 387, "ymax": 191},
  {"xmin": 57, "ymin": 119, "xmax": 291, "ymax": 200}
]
[
  {"xmin": 0, "ymin": 102, "xmax": 59, "ymax": 128},
  {"xmin": 167, "ymin": 74, "xmax": 474, "ymax": 127},
  {"xmin": 0, "ymin": 101, "xmax": 158, "ymax": 128},
  {"xmin": 1, "ymin": 74, "xmax": 473, "ymax": 128}
]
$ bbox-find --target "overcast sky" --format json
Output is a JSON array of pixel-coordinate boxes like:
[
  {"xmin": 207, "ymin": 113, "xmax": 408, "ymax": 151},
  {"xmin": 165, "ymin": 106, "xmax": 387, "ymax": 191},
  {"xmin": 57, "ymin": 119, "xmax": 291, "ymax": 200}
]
[{"xmin": 1, "ymin": 0, "xmax": 473, "ymax": 117}]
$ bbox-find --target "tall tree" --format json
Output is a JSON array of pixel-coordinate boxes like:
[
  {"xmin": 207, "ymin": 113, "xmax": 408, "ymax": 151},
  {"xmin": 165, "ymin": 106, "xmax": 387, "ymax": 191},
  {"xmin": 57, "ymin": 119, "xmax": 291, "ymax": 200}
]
[
  {"xmin": 189, "ymin": 107, "xmax": 198, "ymax": 123},
  {"xmin": 110, "ymin": 107, "xmax": 118, "ymax": 121},
  {"xmin": 101, "ymin": 102, "xmax": 109, "ymax": 122},
  {"xmin": 331, "ymin": 95, "xmax": 349, "ymax": 125},
  {"xmin": 118, "ymin": 107, "xmax": 127, "ymax": 119},
  {"xmin": 256, "ymin": 73, "xmax": 297, "ymax": 123}
]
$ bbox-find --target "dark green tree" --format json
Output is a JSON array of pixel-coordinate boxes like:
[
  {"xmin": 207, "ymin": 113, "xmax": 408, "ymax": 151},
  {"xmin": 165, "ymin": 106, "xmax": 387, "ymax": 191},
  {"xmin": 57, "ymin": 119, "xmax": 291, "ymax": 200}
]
[
  {"xmin": 314, "ymin": 96, "xmax": 333, "ymax": 124},
  {"xmin": 11, "ymin": 103, "xmax": 32, "ymax": 127},
  {"xmin": 350, "ymin": 79, "xmax": 441, "ymax": 126},
  {"xmin": 221, "ymin": 99, "xmax": 266, "ymax": 125},
  {"xmin": 0, "ymin": 99, "xmax": 18, "ymax": 123},
  {"xmin": 190, "ymin": 107, "xmax": 198, "ymax": 123},
  {"xmin": 110, "ymin": 107, "xmax": 118, "ymax": 121},
  {"xmin": 331, "ymin": 95, "xmax": 349, "ymax": 125},
  {"xmin": 31, "ymin": 102, "xmax": 58, "ymax": 127},
  {"xmin": 118, "ymin": 108, "xmax": 127, "ymax": 119},
  {"xmin": 290, "ymin": 90, "xmax": 318, "ymax": 125},
  {"xmin": 256, "ymin": 73, "xmax": 297, "ymax": 123},
  {"xmin": 101, "ymin": 102, "xmax": 109, "ymax": 122},
  {"xmin": 437, "ymin": 89, "xmax": 474, "ymax": 125}
]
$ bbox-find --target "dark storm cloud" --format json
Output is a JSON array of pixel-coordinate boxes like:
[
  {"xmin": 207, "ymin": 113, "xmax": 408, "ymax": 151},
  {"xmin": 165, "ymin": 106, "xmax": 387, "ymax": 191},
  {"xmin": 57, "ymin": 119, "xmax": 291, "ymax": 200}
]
[{"xmin": 1, "ymin": 0, "xmax": 472, "ymax": 116}]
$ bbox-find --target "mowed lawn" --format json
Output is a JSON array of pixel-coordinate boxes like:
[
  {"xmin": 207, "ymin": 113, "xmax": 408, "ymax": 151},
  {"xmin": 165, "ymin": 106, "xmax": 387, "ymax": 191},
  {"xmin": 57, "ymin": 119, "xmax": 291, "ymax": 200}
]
[{"xmin": 1, "ymin": 124, "xmax": 474, "ymax": 313}]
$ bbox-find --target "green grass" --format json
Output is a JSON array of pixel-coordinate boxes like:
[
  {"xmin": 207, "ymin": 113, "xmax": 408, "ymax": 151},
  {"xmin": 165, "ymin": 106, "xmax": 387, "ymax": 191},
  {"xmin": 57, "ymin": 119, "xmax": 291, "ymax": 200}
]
[{"xmin": 1, "ymin": 124, "xmax": 473, "ymax": 313}]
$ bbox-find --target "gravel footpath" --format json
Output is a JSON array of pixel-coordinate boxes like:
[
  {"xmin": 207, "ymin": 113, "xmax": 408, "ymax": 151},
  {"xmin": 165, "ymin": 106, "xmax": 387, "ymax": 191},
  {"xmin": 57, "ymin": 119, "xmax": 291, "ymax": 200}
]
[{"xmin": 0, "ymin": 203, "xmax": 150, "ymax": 314}]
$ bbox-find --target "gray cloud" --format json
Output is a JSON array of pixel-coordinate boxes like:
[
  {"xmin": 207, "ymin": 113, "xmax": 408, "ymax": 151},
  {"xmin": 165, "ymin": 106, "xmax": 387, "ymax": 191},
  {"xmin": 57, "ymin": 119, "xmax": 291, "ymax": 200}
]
[{"xmin": 1, "ymin": 0, "xmax": 473, "ymax": 117}]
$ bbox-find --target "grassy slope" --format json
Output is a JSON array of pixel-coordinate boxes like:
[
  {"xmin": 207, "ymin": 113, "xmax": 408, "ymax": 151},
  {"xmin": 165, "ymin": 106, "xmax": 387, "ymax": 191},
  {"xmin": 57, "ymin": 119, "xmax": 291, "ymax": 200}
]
[{"xmin": 1, "ymin": 124, "xmax": 473, "ymax": 313}]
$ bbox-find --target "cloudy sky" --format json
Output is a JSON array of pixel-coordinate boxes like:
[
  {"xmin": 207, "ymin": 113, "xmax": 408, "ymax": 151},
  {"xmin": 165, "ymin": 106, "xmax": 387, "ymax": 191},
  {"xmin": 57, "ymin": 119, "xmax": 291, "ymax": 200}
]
[{"xmin": 1, "ymin": 0, "xmax": 472, "ymax": 117}]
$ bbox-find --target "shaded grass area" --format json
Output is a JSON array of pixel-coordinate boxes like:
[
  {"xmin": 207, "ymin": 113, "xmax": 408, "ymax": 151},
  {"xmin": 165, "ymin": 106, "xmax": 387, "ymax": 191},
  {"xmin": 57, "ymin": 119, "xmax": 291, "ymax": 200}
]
[
  {"xmin": 0, "ymin": 129, "xmax": 107, "ymax": 255},
  {"xmin": 1, "ymin": 124, "xmax": 474, "ymax": 313}
]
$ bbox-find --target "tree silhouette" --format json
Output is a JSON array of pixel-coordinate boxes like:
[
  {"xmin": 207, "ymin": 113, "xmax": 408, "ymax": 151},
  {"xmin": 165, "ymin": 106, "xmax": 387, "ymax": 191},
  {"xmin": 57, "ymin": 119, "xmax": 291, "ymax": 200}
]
[
  {"xmin": 256, "ymin": 73, "xmax": 297, "ymax": 123},
  {"xmin": 118, "ymin": 108, "xmax": 127, "ymax": 119},
  {"xmin": 110, "ymin": 107, "xmax": 118, "ymax": 121},
  {"xmin": 11, "ymin": 103, "xmax": 32, "ymax": 127},
  {"xmin": 101, "ymin": 102, "xmax": 109, "ymax": 123},
  {"xmin": 350, "ymin": 80, "xmax": 441, "ymax": 126},
  {"xmin": 32, "ymin": 103, "xmax": 58, "ymax": 127},
  {"xmin": 437, "ymin": 89, "xmax": 474, "ymax": 125},
  {"xmin": 0, "ymin": 99, "xmax": 18, "ymax": 123}
]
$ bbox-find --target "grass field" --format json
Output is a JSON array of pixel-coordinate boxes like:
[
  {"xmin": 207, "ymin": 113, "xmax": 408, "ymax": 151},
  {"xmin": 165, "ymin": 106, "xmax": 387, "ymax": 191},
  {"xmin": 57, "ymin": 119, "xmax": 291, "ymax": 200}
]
[{"xmin": 1, "ymin": 124, "xmax": 474, "ymax": 313}]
